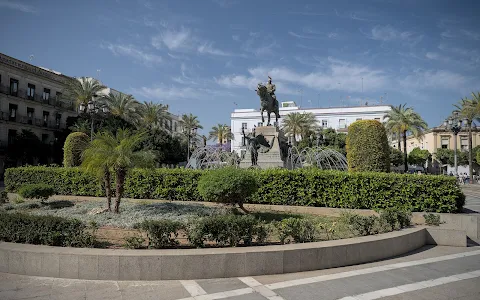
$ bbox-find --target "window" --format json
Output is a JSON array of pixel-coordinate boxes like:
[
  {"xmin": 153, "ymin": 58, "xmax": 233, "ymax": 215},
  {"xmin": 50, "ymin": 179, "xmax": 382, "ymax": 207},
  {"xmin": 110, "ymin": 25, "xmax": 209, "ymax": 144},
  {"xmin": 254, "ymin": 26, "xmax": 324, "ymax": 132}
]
[
  {"xmin": 55, "ymin": 91, "xmax": 62, "ymax": 99},
  {"xmin": 8, "ymin": 129, "xmax": 17, "ymax": 145},
  {"xmin": 258, "ymin": 122, "xmax": 263, "ymax": 127},
  {"xmin": 339, "ymin": 119, "xmax": 346, "ymax": 129},
  {"xmin": 461, "ymin": 137, "xmax": 468, "ymax": 151},
  {"xmin": 56, "ymin": 113, "xmax": 62, "ymax": 128},
  {"xmin": 9, "ymin": 104, "xmax": 17, "ymax": 121},
  {"xmin": 242, "ymin": 137, "xmax": 246, "ymax": 146},
  {"xmin": 356, "ymin": 118, "xmax": 362, "ymax": 121},
  {"xmin": 27, "ymin": 83, "xmax": 35, "ymax": 100},
  {"xmin": 43, "ymin": 111, "xmax": 49, "ymax": 127},
  {"xmin": 27, "ymin": 107, "xmax": 34, "ymax": 125},
  {"xmin": 242, "ymin": 123, "xmax": 248, "ymax": 130},
  {"xmin": 42, "ymin": 134, "xmax": 49, "ymax": 144},
  {"xmin": 441, "ymin": 137, "xmax": 449, "ymax": 149},
  {"xmin": 10, "ymin": 78, "xmax": 18, "ymax": 96},
  {"xmin": 322, "ymin": 120, "xmax": 328, "ymax": 127},
  {"xmin": 374, "ymin": 118, "xmax": 381, "ymax": 122},
  {"xmin": 43, "ymin": 88, "xmax": 50, "ymax": 101},
  {"xmin": 174, "ymin": 122, "xmax": 178, "ymax": 132}
]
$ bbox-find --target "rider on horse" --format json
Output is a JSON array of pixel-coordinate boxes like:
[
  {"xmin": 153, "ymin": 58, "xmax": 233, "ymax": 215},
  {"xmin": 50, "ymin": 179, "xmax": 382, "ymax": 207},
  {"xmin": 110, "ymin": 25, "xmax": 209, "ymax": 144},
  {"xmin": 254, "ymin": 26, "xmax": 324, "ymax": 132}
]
[{"xmin": 266, "ymin": 76, "xmax": 277, "ymax": 102}]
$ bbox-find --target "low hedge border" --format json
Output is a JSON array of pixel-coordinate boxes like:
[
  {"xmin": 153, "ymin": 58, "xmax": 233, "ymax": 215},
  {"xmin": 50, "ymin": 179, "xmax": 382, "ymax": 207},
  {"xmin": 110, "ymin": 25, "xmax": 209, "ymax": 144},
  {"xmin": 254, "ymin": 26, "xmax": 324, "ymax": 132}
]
[{"xmin": 4, "ymin": 167, "xmax": 465, "ymax": 213}]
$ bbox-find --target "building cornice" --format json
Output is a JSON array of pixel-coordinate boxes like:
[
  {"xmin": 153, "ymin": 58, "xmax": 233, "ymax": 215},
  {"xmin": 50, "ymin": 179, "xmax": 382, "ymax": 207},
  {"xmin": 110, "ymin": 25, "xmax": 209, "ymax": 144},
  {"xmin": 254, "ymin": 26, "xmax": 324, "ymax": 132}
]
[{"xmin": 0, "ymin": 53, "xmax": 71, "ymax": 84}]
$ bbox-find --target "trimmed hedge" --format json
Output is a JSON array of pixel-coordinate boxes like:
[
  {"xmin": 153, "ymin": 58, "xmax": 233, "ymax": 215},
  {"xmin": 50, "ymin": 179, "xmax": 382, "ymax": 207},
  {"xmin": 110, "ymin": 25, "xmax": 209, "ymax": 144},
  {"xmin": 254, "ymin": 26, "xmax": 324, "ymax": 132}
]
[
  {"xmin": 18, "ymin": 184, "xmax": 56, "ymax": 201},
  {"xmin": 0, "ymin": 212, "xmax": 95, "ymax": 247},
  {"xmin": 346, "ymin": 120, "xmax": 390, "ymax": 172},
  {"xmin": 63, "ymin": 132, "xmax": 89, "ymax": 167},
  {"xmin": 5, "ymin": 167, "xmax": 465, "ymax": 213}
]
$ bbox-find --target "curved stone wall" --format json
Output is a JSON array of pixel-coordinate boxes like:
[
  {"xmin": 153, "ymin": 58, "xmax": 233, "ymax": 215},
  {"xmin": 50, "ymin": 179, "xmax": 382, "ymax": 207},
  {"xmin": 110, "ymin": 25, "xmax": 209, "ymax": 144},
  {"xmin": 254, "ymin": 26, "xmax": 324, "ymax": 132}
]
[{"xmin": 0, "ymin": 228, "xmax": 459, "ymax": 280}]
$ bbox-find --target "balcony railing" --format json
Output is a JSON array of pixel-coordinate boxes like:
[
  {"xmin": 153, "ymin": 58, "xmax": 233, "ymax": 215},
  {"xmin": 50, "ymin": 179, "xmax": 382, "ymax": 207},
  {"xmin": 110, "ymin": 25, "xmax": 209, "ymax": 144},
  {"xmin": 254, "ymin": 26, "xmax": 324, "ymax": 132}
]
[
  {"xmin": 0, "ymin": 85, "xmax": 76, "ymax": 112},
  {"xmin": 0, "ymin": 111, "xmax": 66, "ymax": 129}
]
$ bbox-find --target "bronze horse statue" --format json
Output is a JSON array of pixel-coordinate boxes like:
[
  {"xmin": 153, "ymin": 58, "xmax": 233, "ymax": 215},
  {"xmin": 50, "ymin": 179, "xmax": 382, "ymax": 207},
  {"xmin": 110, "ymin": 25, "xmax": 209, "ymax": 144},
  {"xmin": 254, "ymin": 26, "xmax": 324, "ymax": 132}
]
[{"xmin": 256, "ymin": 84, "xmax": 280, "ymax": 126}]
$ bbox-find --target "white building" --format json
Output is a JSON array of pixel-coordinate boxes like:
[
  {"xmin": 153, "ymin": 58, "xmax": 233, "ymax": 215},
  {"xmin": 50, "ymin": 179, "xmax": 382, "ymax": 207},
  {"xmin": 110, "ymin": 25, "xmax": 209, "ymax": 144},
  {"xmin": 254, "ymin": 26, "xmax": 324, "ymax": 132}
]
[{"xmin": 230, "ymin": 101, "xmax": 392, "ymax": 154}]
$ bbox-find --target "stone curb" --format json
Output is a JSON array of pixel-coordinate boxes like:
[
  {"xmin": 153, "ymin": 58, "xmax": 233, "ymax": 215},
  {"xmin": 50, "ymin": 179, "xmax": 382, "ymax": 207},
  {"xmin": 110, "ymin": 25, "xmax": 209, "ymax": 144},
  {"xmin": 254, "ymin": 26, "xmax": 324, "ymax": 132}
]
[{"xmin": 0, "ymin": 227, "xmax": 466, "ymax": 280}]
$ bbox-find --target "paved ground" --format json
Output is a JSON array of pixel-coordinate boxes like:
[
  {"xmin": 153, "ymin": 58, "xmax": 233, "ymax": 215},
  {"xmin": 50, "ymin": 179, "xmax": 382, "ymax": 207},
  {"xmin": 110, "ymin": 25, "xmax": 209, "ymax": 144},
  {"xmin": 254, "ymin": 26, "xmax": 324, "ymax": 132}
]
[
  {"xmin": 461, "ymin": 185, "xmax": 480, "ymax": 213},
  {"xmin": 1, "ymin": 245, "xmax": 480, "ymax": 300}
]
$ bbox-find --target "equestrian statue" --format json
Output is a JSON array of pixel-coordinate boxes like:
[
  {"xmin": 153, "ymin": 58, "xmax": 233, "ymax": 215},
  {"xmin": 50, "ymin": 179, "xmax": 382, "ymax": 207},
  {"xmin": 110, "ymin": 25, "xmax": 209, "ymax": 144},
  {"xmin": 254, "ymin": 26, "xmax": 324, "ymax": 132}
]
[{"xmin": 256, "ymin": 76, "xmax": 280, "ymax": 126}]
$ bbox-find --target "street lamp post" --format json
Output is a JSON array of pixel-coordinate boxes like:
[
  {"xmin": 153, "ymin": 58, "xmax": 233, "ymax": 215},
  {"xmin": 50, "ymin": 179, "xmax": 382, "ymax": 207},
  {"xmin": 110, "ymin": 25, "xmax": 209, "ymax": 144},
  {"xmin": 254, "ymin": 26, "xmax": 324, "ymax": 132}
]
[
  {"xmin": 444, "ymin": 112, "xmax": 463, "ymax": 176},
  {"xmin": 79, "ymin": 94, "xmax": 108, "ymax": 141}
]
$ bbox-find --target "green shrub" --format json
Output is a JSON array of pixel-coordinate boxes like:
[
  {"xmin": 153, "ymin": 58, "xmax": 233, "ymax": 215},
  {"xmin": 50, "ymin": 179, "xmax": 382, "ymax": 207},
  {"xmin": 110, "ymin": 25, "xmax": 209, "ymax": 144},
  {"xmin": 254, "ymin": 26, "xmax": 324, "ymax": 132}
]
[
  {"xmin": 0, "ymin": 212, "xmax": 95, "ymax": 247},
  {"xmin": 379, "ymin": 208, "xmax": 411, "ymax": 230},
  {"xmin": 0, "ymin": 190, "xmax": 7, "ymax": 204},
  {"xmin": 185, "ymin": 215, "xmax": 267, "ymax": 247},
  {"xmin": 5, "ymin": 167, "xmax": 465, "ymax": 213},
  {"xmin": 341, "ymin": 210, "xmax": 411, "ymax": 236},
  {"xmin": 424, "ymin": 213, "xmax": 441, "ymax": 226},
  {"xmin": 197, "ymin": 167, "xmax": 258, "ymax": 208},
  {"xmin": 18, "ymin": 184, "xmax": 55, "ymax": 202},
  {"xmin": 63, "ymin": 132, "xmax": 89, "ymax": 167},
  {"xmin": 276, "ymin": 218, "xmax": 316, "ymax": 244},
  {"xmin": 346, "ymin": 120, "xmax": 390, "ymax": 172},
  {"xmin": 138, "ymin": 219, "xmax": 184, "ymax": 248},
  {"xmin": 123, "ymin": 235, "xmax": 146, "ymax": 249}
]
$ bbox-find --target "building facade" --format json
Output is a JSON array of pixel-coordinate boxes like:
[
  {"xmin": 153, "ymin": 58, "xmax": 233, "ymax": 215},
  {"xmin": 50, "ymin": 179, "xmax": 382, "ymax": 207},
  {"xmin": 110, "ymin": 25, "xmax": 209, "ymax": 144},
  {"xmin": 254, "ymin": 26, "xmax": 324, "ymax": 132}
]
[
  {"xmin": 391, "ymin": 125, "xmax": 480, "ymax": 174},
  {"xmin": 0, "ymin": 53, "xmax": 78, "ymax": 177},
  {"xmin": 230, "ymin": 102, "xmax": 392, "ymax": 154}
]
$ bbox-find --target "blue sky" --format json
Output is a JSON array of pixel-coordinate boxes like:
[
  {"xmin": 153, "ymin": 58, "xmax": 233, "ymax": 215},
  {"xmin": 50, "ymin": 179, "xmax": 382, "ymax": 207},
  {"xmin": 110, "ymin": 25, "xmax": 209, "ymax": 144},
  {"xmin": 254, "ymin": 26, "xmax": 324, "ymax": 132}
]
[{"xmin": 1, "ymin": 0, "xmax": 479, "ymax": 134}]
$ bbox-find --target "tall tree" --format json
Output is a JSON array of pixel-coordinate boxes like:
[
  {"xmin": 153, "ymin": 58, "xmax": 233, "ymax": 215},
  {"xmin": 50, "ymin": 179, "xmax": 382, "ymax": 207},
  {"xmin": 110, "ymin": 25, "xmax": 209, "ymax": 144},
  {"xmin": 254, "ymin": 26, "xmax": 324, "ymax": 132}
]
[
  {"xmin": 384, "ymin": 104, "xmax": 428, "ymax": 172},
  {"xmin": 281, "ymin": 112, "xmax": 317, "ymax": 145},
  {"xmin": 209, "ymin": 124, "xmax": 233, "ymax": 146},
  {"xmin": 181, "ymin": 113, "xmax": 203, "ymax": 132},
  {"xmin": 101, "ymin": 92, "xmax": 140, "ymax": 124},
  {"xmin": 455, "ymin": 95, "xmax": 480, "ymax": 183},
  {"xmin": 138, "ymin": 101, "xmax": 171, "ymax": 130},
  {"xmin": 65, "ymin": 77, "xmax": 106, "ymax": 112},
  {"xmin": 81, "ymin": 129, "xmax": 154, "ymax": 213},
  {"xmin": 384, "ymin": 104, "xmax": 405, "ymax": 151}
]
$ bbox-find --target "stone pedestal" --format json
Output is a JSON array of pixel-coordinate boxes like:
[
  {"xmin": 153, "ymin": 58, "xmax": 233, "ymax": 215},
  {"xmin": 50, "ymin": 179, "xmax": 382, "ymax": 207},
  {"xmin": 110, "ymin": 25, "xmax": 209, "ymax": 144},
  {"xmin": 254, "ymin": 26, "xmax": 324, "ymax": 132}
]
[{"xmin": 240, "ymin": 126, "xmax": 288, "ymax": 169}]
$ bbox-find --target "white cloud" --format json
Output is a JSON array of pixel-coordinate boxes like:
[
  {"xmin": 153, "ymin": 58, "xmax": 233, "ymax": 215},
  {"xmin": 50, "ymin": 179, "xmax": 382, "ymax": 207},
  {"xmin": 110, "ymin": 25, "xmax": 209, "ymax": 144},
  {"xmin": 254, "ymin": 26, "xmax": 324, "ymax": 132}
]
[
  {"xmin": 151, "ymin": 27, "xmax": 192, "ymax": 50},
  {"xmin": 398, "ymin": 69, "xmax": 470, "ymax": 91},
  {"xmin": 131, "ymin": 84, "xmax": 230, "ymax": 101},
  {"xmin": 197, "ymin": 43, "xmax": 233, "ymax": 56},
  {"xmin": 327, "ymin": 32, "xmax": 339, "ymax": 39},
  {"xmin": 212, "ymin": 0, "xmax": 237, "ymax": 7},
  {"xmin": 0, "ymin": 0, "xmax": 36, "ymax": 13},
  {"xmin": 101, "ymin": 43, "xmax": 162, "ymax": 64},
  {"xmin": 441, "ymin": 29, "xmax": 480, "ymax": 41},
  {"xmin": 215, "ymin": 58, "xmax": 389, "ymax": 93},
  {"xmin": 242, "ymin": 32, "xmax": 278, "ymax": 57},
  {"xmin": 232, "ymin": 35, "xmax": 240, "ymax": 41},
  {"xmin": 288, "ymin": 31, "xmax": 319, "ymax": 40},
  {"xmin": 369, "ymin": 25, "xmax": 423, "ymax": 45}
]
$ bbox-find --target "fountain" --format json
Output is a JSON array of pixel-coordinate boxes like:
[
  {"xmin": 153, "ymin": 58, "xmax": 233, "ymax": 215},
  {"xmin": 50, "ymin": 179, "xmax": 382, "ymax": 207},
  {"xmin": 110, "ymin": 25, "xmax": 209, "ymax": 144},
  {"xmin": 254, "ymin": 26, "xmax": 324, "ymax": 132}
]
[{"xmin": 286, "ymin": 146, "xmax": 348, "ymax": 170}]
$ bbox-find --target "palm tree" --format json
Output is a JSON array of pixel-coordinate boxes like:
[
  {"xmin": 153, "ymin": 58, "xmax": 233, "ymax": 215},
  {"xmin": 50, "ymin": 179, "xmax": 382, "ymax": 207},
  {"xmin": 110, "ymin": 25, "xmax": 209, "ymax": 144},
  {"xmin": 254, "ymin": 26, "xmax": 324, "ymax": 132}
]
[
  {"xmin": 138, "ymin": 101, "xmax": 171, "ymax": 130},
  {"xmin": 209, "ymin": 124, "xmax": 233, "ymax": 146},
  {"xmin": 384, "ymin": 104, "xmax": 428, "ymax": 172},
  {"xmin": 101, "ymin": 92, "xmax": 140, "ymax": 124},
  {"xmin": 181, "ymin": 113, "xmax": 203, "ymax": 132},
  {"xmin": 65, "ymin": 77, "xmax": 106, "ymax": 112},
  {"xmin": 81, "ymin": 129, "xmax": 154, "ymax": 213},
  {"xmin": 281, "ymin": 112, "xmax": 317, "ymax": 145},
  {"xmin": 455, "ymin": 95, "xmax": 480, "ymax": 183},
  {"xmin": 384, "ymin": 104, "xmax": 404, "ymax": 151},
  {"xmin": 81, "ymin": 132, "xmax": 115, "ymax": 211},
  {"xmin": 69, "ymin": 119, "xmax": 91, "ymax": 134}
]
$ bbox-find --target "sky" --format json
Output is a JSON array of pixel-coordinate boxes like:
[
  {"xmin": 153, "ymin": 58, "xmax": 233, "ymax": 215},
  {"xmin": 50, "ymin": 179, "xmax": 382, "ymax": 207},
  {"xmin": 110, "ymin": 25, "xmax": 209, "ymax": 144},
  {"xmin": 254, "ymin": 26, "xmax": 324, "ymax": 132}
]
[{"xmin": 1, "ymin": 0, "xmax": 479, "ymax": 135}]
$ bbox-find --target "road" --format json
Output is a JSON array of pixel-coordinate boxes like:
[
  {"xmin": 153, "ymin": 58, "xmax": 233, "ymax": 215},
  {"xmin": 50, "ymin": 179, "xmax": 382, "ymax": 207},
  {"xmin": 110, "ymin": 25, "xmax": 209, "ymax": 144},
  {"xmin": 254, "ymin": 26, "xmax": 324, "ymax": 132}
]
[
  {"xmin": 1, "ymin": 245, "xmax": 480, "ymax": 300},
  {"xmin": 461, "ymin": 184, "xmax": 480, "ymax": 213}
]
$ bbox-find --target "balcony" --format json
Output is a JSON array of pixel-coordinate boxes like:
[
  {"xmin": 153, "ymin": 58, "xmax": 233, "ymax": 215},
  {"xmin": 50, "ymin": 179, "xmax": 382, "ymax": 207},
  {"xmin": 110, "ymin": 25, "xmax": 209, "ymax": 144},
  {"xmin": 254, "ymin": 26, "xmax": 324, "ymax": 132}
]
[
  {"xmin": 0, "ymin": 85, "xmax": 76, "ymax": 112},
  {"xmin": 0, "ymin": 111, "xmax": 66, "ymax": 130}
]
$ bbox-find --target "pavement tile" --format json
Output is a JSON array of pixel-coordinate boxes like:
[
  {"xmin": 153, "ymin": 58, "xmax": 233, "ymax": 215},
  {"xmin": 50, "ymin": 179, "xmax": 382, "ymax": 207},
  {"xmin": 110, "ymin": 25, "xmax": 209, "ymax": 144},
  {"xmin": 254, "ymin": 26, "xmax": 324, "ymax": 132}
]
[
  {"xmin": 223, "ymin": 292, "xmax": 270, "ymax": 299},
  {"xmin": 197, "ymin": 278, "xmax": 249, "ymax": 294}
]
